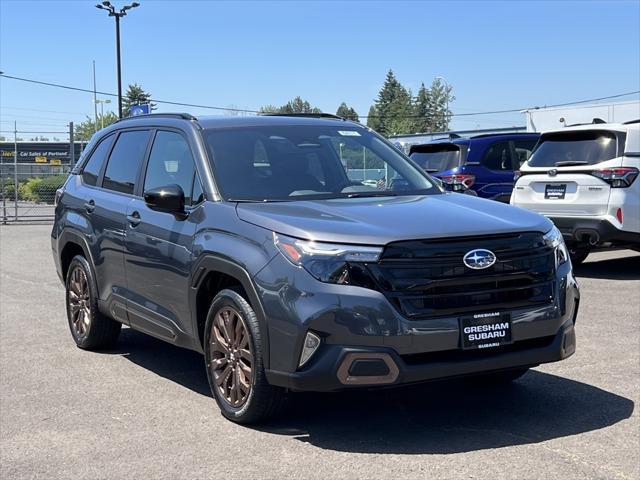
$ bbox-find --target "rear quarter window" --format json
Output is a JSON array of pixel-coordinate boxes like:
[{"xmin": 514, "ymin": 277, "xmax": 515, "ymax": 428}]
[{"xmin": 529, "ymin": 130, "xmax": 618, "ymax": 167}]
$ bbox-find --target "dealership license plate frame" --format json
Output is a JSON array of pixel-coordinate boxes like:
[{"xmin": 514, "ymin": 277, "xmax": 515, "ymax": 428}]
[
  {"xmin": 460, "ymin": 312, "xmax": 513, "ymax": 350},
  {"xmin": 545, "ymin": 183, "xmax": 567, "ymax": 199}
]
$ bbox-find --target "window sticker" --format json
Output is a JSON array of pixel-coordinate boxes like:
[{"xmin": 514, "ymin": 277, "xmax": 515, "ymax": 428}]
[{"xmin": 338, "ymin": 130, "xmax": 361, "ymax": 137}]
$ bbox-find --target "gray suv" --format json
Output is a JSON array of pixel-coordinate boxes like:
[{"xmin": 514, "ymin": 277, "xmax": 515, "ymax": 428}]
[{"xmin": 52, "ymin": 113, "xmax": 579, "ymax": 423}]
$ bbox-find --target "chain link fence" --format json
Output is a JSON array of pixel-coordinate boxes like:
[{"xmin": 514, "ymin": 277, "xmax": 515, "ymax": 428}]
[{"xmin": 1, "ymin": 123, "xmax": 84, "ymax": 223}]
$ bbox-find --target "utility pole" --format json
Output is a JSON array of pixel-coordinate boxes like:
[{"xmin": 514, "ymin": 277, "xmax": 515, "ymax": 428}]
[
  {"xmin": 93, "ymin": 60, "xmax": 99, "ymax": 132},
  {"xmin": 13, "ymin": 121, "xmax": 18, "ymax": 221},
  {"xmin": 95, "ymin": 1, "xmax": 141, "ymax": 119}
]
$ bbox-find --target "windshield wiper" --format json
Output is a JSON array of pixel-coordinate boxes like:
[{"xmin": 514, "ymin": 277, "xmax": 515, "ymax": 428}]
[
  {"xmin": 554, "ymin": 161, "xmax": 589, "ymax": 166},
  {"xmin": 346, "ymin": 191, "xmax": 398, "ymax": 198},
  {"xmin": 423, "ymin": 168, "xmax": 439, "ymax": 173}
]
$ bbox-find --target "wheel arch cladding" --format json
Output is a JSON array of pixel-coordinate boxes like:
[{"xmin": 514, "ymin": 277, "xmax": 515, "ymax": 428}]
[{"xmin": 191, "ymin": 255, "xmax": 270, "ymax": 367}]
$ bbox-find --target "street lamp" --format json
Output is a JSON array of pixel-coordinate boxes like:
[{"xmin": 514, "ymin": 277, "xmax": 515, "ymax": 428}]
[
  {"xmin": 95, "ymin": 99, "xmax": 112, "ymax": 129},
  {"xmin": 95, "ymin": 1, "xmax": 140, "ymax": 119}
]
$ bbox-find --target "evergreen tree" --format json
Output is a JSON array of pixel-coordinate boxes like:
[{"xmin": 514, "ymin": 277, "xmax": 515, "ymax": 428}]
[
  {"xmin": 259, "ymin": 96, "xmax": 321, "ymax": 114},
  {"xmin": 122, "ymin": 83, "xmax": 156, "ymax": 116},
  {"xmin": 428, "ymin": 77, "xmax": 455, "ymax": 132},
  {"xmin": 412, "ymin": 83, "xmax": 432, "ymax": 133},
  {"xmin": 366, "ymin": 105, "xmax": 381, "ymax": 131},
  {"xmin": 336, "ymin": 102, "xmax": 359, "ymax": 122},
  {"xmin": 367, "ymin": 70, "xmax": 414, "ymax": 136}
]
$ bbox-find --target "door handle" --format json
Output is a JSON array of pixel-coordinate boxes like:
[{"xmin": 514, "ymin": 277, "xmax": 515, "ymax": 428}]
[
  {"xmin": 84, "ymin": 199, "xmax": 95, "ymax": 213},
  {"xmin": 127, "ymin": 211, "xmax": 141, "ymax": 227}
]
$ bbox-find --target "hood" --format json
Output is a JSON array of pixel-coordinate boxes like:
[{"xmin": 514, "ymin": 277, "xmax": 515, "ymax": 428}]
[{"xmin": 236, "ymin": 193, "xmax": 553, "ymax": 245}]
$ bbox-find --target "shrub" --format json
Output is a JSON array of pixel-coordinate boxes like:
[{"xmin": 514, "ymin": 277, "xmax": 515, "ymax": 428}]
[{"xmin": 30, "ymin": 175, "xmax": 67, "ymax": 204}]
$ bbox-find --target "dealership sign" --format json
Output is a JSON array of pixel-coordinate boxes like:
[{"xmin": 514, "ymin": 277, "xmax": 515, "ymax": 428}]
[{"xmin": 0, "ymin": 142, "xmax": 84, "ymax": 164}]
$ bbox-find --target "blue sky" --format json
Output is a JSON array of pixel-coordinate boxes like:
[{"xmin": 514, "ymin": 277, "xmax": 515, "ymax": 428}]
[{"xmin": 1, "ymin": 0, "xmax": 639, "ymax": 137}]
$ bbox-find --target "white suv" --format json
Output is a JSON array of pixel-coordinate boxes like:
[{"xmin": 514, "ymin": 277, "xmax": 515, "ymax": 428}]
[{"xmin": 511, "ymin": 120, "xmax": 640, "ymax": 264}]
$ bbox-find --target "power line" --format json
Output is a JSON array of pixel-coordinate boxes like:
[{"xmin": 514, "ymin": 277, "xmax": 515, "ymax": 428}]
[
  {"xmin": 1, "ymin": 72, "xmax": 638, "ymax": 119},
  {"xmin": 0, "ymin": 73, "xmax": 260, "ymax": 114}
]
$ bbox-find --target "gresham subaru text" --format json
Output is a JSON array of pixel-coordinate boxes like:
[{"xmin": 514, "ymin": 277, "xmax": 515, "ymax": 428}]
[{"xmin": 51, "ymin": 113, "xmax": 579, "ymax": 424}]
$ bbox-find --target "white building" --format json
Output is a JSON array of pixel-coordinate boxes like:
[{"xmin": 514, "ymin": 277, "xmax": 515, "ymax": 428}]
[{"xmin": 523, "ymin": 100, "xmax": 639, "ymax": 132}]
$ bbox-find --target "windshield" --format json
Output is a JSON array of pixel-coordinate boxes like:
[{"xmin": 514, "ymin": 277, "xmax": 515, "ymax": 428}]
[
  {"xmin": 528, "ymin": 130, "xmax": 618, "ymax": 167},
  {"xmin": 203, "ymin": 125, "xmax": 440, "ymax": 201},
  {"xmin": 409, "ymin": 144, "xmax": 462, "ymax": 172}
]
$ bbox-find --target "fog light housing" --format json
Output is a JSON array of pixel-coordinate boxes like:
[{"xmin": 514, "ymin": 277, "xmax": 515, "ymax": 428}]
[{"xmin": 298, "ymin": 331, "xmax": 321, "ymax": 367}]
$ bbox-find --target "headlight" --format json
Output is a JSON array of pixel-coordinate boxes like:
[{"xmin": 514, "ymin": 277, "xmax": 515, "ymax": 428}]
[
  {"xmin": 273, "ymin": 232, "xmax": 382, "ymax": 284},
  {"xmin": 543, "ymin": 226, "xmax": 569, "ymax": 266}
]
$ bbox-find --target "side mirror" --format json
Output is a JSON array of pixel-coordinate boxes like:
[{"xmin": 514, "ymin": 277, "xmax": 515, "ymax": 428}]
[{"xmin": 144, "ymin": 184, "xmax": 186, "ymax": 216}]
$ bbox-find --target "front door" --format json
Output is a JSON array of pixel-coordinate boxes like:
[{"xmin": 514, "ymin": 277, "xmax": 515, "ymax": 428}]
[{"xmin": 123, "ymin": 129, "xmax": 203, "ymax": 342}]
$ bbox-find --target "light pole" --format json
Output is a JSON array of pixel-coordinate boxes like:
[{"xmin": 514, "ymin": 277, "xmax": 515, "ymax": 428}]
[
  {"xmin": 95, "ymin": 99, "xmax": 112, "ymax": 129},
  {"xmin": 435, "ymin": 75, "xmax": 450, "ymax": 130},
  {"xmin": 95, "ymin": 1, "xmax": 140, "ymax": 119}
]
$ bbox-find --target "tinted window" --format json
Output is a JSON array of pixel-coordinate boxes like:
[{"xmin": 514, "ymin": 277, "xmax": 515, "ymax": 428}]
[
  {"xmin": 103, "ymin": 130, "xmax": 150, "ymax": 194},
  {"xmin": 512, "ymin": 139, "xmax": 538, "ymax": 167},
  {"xmin": 144, "ymin": 131, "xmax": 196, "ymax": 204},
  {"xmin": 203, "ymin": 125, "xmax": 438, "ymax": 202},
  {"xmin": 481, "ymin": 141, "xmax": 512, "ymax": 171},
  {"xmin": 529, "ymin": 131, "xmax": 617, "ymax": 167},
  {"xmin": 82, "ymin": 134, "xmax": 114, "ymax": 186},
  {"xmin": 410, "ymin": 144, "xmax": 461, "ymax": 172}
]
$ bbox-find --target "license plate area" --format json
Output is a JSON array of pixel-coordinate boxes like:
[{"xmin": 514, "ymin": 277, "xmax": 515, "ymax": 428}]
[
  {"xmin": 460, "ymin": 312, "xmax": 512, "ymax": 350},
  {"xmin": 545, "ymin": 183, "xmax": 567, "ymax": 199}
]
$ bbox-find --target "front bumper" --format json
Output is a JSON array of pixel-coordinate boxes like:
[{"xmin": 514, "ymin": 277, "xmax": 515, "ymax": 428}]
[
  {"xmin": 549, "ymin": 216, "xmax": 640, "ymax": 246},
  {"xmin": 266, "ymin": 317, "xmax": 576, "ymax": 391},
  {"xmin": 255, "ymin": 253, "xmax": 580, "ymax": 392}
]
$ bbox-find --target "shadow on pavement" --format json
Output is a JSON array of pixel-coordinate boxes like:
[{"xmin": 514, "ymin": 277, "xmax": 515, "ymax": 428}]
[
  {"xmin": 102, "ymin": 329, "xmax": 633, "ymax": 455},
  {"xmin": 574, "ymin": 252, "xmax": 640, "ymax": 280}
]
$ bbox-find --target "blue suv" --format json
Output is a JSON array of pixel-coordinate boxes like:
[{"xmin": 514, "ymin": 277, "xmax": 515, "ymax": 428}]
[{"xmin": 409, "ymin": 133, "xmax": 540, "ymax": 202}]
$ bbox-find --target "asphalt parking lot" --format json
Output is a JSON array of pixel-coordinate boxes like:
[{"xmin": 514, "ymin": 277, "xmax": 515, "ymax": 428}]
[{"xmin": 1, "ymin": 224, "xmax": 638, "ymax": 479}]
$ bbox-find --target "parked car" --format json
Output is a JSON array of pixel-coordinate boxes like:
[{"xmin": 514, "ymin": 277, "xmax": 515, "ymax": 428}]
[
  {"xmin": 409, "ymin": 132, "xmax": 540, "ymax": 202},
  {"xmin": 52, "ymin": 113, "xmax": 578, "ymax": 424},
  {"xmin": 511, "ymin": 120, "xmax": 640, "ymax": 265}
]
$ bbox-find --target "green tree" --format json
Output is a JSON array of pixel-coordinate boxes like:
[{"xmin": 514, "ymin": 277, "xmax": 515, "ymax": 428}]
[
  {"xmin": 366, "ymin": 69, "xmax": 414, "ymax": 136},
  {"xmin": 74, "ymin": 112, "xmax": 119, "ymax": 141},
  {"xmin": 336, "ymin": 102, "xmax": 359, "ymax": 122},
  {"xmin": 412, "ymin": 83, "xmax": 432, "ymax": 133},
  {"xmin": 260, "ymin": 96, "xmax": 321, "ymax": 114},
  {"xmin": 427, "ymin": 77, "xmax": 455, "ymax": 132},
  {"xmin": 122, "ymin": 83, "xmax": 157, "ymax": 116}
]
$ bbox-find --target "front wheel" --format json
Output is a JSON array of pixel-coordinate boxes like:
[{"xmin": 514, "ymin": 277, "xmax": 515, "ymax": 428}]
[{"xmin": 204, "ymin": 289, "xmax": 287, "ymax": 424}]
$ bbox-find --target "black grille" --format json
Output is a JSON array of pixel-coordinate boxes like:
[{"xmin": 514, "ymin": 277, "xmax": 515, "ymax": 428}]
[{"xmin": 366, "ymin": 232, "xmax": 555, "ymax": 320}]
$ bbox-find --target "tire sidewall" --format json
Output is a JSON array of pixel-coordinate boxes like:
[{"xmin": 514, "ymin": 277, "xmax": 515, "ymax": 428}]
[
  {"xmin": 65, "ymin": 255, "xmax": 99, "ymax": 348},
  {"xmin": 204, "ymin": 290, "xmax": 261, "ymax": 421}
]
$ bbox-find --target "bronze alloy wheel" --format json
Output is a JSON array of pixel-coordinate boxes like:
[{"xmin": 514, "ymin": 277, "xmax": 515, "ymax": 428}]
[
  {"xmin": 68, "ymin": 266, "xmax": 91, "ymax": 339},
  {"xmin": 209, "ymin": 306, "xmax": 254, "ymax": 407}
]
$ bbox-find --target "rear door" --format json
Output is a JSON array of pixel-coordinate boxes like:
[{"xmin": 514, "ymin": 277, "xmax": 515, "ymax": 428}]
[
  {"xmin": 91, "ymin": 129, "xmax": 151, "ymax": 320},
  {"xmin": 514, "ymin": 130, "xmax": 622, "ymax": 216},
  {"xmin": 474, "ymin": 140, "xmax": 515, "ymax": 200}
]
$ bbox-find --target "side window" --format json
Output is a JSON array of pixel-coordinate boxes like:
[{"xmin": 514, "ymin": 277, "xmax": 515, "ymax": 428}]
[
  {"xmin": 103, "ymin": 130, "xmax": 150, "ymax": 194},
  {"xmin": 512, "ymin": 139, "xmax": 538, "ymax": 168},
  {"xmin": 82, "ymin": 134, "xmax": 114, "ymax": 186},
  {"xmin": 144, "ymin": 131, "xmax": 196, "ymax": 204},
  {"xmin": 481, "ymin": 141, "xmax": 512, "ymax": 171}
]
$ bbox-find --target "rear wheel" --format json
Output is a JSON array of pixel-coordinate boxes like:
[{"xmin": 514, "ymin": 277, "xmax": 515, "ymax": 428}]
[
  {"xmin": 204, "ymin": 289, "xmax": 287, "ymax": 424},
  {"xmin": 65, "ymin": 255, "xmax": 121, "ymax": 349},
  {"xmin": 568, "ymin": 243, "xmax": 590, "ymax": 266}
]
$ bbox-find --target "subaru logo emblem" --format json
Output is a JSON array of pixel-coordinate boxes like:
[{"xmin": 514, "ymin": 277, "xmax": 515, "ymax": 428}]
[
  {"xmin": 549, "ymin": 169, "xmax": 558, "ymax": 177},
  {"xmin": 463, "ymin": 249, "xmax": 497, "ymax": 270}
]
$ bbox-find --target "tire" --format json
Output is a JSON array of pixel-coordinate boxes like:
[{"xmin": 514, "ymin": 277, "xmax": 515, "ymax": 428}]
[
  {"xmin": 469, "ymin": 367, "xmax": 530, "ymax": 385},
  {"xmin": 65, "ymin": 255, "xmax": 121, "ymax": 350},
  {"xmin": 204, "ymin": 289, "xmax": 287, "ymax": 424},
  {"xmin": 568, "ymin": 244, "xmax": 590, "ymax": 266}
]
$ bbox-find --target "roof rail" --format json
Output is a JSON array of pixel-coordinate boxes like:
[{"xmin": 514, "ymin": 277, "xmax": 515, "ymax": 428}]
[
  {"xmin": 115, "ymin": 113, "xmax": 197, "ymax": 123},
  {"xmin": 259, "ymin": 112, "xmax": 345, "ymax": 120},
  {"xmin": 623, "ymin": 119, "xmax": 640, "ymax": 125}
]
